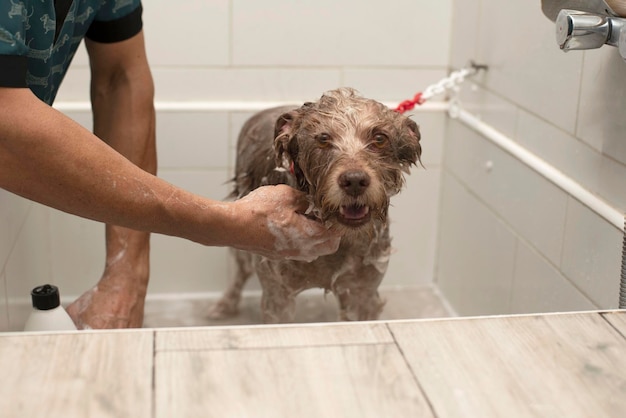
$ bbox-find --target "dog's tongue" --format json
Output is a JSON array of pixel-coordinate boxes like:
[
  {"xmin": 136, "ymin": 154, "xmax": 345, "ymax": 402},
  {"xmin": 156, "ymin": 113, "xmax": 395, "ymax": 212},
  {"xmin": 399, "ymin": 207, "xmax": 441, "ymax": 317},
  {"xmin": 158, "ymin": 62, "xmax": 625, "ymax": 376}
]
[{"xmin": 340, "ymin": 204, "xmax": 369, "ymax": 220}]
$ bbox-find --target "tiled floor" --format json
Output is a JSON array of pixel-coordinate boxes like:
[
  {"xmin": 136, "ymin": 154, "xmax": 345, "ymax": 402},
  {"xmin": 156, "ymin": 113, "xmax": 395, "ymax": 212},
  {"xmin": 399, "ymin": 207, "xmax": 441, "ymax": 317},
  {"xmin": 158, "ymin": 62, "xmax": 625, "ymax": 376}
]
[
  {"xmin": 143, "ymin": 284, "xmax": 452, "ymax": 328},
  {"xmin": 5, "ymin": 311, "xmax": 626, "ymax": 416}
]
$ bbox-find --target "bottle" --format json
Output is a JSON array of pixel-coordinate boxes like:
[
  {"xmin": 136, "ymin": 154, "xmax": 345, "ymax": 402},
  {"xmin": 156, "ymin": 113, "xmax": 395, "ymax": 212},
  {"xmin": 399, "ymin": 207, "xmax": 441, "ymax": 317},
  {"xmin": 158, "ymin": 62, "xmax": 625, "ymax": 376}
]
[{"xmin": 23, "ymin": 284, "xmax": 77, "ymax": 331}]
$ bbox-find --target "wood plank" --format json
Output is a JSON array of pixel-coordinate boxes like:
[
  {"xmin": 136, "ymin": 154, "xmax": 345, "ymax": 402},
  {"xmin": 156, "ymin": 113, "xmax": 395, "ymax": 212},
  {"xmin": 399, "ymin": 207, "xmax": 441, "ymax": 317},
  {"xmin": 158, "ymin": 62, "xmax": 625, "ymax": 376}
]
[
  {"xmin": 156, "ymin": 322, "xmax": 393, "ymax": 351},
  {"xmin": 602, "ymin": 311, "xmax": 626, "ymax": 338},
  {"xmin": 0, "ymin": 331, "xmax": 153, "ymax": 418},
  {"xmin": 155, "ymin": 343, "xmax": 433, "ymax": 418},
  {"xmin": 389, "ymin": 312, "xmax": 626, "ymax": 418}
]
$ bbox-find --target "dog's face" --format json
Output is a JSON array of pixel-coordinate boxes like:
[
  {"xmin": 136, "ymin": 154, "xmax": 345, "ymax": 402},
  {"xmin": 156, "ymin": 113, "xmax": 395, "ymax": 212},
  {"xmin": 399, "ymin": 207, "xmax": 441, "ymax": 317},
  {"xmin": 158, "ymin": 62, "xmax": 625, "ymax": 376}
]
[{"xmin": 274, "ymin": 88, "xmax": 421, "ymax": 231}]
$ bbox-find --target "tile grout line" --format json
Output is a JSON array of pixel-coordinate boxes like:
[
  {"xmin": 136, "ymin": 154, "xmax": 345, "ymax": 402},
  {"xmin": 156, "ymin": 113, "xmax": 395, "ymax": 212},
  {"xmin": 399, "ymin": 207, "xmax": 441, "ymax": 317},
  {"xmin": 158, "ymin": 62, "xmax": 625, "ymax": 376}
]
[
  {"xmin": 386, "ymin": 322, "xmax": 439, "ymax": 417},
  {"xmin": 156, "ymin": 340, "xmax": 395, "ymax": 354},
  {"xmin": 599, "ymin": 312, "xmax": 626, "ymax": 340}
]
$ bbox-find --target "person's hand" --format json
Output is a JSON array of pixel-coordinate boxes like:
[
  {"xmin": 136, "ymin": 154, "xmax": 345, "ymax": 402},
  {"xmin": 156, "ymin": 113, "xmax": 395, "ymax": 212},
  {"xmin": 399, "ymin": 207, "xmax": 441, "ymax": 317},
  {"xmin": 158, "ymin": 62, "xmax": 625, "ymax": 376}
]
[{"xmin": 231, "ymin": 185, "xmax": 342, "ymax": 261}]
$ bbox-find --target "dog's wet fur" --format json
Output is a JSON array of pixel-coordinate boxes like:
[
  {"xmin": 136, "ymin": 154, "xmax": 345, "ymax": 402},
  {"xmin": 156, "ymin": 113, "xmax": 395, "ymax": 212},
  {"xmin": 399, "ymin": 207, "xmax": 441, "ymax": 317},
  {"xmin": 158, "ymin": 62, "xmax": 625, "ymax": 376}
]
[{"xmin": 208, "ymin": 88, "xmax": 422, "ymax": 323}]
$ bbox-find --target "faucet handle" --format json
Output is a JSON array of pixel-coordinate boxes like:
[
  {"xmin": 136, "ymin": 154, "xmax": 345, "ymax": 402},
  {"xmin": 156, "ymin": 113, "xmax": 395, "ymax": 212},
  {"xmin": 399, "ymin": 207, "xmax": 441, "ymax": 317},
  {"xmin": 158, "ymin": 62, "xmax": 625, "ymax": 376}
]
[{"xmin": 556, "ymin": 9, "xmax": 611, "ymax": 50}]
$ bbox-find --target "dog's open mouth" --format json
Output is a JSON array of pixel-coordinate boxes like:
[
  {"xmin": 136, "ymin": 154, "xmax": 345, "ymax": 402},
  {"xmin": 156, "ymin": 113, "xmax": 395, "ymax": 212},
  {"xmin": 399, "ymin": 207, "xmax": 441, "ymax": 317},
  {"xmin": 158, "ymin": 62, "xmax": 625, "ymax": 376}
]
[{"xmin": 338, "ymin": 204, "xmax": 371, "ymax": 227}]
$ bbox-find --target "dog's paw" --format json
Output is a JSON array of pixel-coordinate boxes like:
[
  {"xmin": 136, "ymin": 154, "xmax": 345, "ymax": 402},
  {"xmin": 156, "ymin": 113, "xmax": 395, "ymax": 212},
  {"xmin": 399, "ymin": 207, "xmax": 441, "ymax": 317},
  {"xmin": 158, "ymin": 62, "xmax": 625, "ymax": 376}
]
[{"xmin": 206, "ymin": 299, "xmax": 239, "ymax": 319}]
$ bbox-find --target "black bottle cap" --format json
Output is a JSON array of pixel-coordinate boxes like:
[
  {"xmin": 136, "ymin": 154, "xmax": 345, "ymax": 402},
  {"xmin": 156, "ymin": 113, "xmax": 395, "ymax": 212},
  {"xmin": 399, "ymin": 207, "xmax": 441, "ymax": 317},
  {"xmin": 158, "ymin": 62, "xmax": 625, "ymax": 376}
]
[{"xmin": 30, "ymin": 284, "xmax": 61, "ymax": 310}]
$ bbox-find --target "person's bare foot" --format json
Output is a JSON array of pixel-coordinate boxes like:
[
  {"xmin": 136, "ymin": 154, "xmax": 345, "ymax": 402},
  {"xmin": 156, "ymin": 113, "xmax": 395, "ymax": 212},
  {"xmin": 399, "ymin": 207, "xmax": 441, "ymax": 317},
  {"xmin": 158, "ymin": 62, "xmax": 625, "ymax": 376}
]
[
  {"xmin": 66, "ymin": 278, "xmax": 146, "ymax": 329},
  {"xmin": 66, "ymin": 225, "xmax": 150, "ymax": 329},
  {"xmin": 66, "ymin": 244, "xmax": 149, "ymax": 329}
]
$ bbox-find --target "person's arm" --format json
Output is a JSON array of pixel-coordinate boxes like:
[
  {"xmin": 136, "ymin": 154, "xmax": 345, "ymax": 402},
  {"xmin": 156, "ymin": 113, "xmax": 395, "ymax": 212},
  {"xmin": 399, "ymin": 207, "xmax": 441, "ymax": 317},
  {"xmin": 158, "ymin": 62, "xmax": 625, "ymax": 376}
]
[
  {"xmin": 0, "ymin": 87, "xmax": 340, "ymax": 260},
  {"xmin": 86, "ymin": 30, "xmax": 156, "ymax": 180}
]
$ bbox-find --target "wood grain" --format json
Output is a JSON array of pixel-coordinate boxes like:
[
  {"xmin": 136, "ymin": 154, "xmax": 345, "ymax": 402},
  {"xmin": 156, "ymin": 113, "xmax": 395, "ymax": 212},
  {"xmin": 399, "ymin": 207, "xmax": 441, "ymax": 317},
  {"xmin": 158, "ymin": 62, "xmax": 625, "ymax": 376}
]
[
  {"xmin": 389, "ymin": 313, "xmax": 626, "ymax": 418},
  {"xmin": 4, "ymin": 311, "xmax": 626, "ymax": 417},
  {"xmin": 155, "ymin": 343, "xmax": 433, "ymax": 418},
  {"xmin": 0, "ymin": 331, "xmax": 154, "ymax": 418},
  {"xmin": 156, "ymin": 321, "xmax": 393, "ymax": 351}
]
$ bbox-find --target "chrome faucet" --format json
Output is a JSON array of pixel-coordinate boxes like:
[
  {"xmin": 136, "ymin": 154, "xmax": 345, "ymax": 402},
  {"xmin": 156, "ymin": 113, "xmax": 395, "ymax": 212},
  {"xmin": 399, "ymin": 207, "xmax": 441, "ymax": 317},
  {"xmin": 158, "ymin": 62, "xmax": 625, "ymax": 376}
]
[{"xmin": 542, "ymin": 0, "xmax": 626, "ymax": 60}]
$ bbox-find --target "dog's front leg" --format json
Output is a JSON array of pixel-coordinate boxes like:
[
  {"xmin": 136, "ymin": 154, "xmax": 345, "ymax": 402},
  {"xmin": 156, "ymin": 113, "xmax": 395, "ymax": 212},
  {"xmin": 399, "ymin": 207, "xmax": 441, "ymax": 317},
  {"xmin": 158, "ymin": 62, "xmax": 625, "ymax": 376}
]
[
  {"xmin": 336, "ymin": 286, "xmax": 385, "ymax": 321},
  {"xmin": 257, "ymin": 274, "xmax": 298, "ymax": 324},
  {"xmin": 207, "ymin": 249, "xmax": 253, "ymax": 319},
  {"xmin": 333, "ymin": 267, "xmax": 386, "ymax": 321}
]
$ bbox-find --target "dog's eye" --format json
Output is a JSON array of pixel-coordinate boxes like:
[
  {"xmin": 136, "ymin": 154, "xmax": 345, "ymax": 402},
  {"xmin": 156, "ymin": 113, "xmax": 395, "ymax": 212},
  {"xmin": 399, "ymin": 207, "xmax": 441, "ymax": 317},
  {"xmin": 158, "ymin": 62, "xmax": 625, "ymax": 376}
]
[
  {"xmin": 316, "ymin": 133, "xmax": 332, "ymax": 148},
  {"xmin": 370, "ymin": 133, "xmax": 389, "ymax": 149}
]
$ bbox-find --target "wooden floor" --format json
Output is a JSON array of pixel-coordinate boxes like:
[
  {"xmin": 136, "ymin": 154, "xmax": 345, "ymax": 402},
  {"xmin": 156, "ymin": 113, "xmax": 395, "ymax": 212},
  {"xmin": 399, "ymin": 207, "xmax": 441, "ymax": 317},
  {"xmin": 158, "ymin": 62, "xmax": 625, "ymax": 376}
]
[{"xmin": 2, "ymin": 310, "xmax": 625, "ymax": 417}]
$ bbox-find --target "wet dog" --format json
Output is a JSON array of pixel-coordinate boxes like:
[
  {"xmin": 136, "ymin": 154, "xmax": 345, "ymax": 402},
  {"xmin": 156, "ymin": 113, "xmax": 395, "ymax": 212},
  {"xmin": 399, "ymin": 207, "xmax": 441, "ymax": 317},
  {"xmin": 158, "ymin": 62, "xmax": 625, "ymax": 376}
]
[{"xmin": 209, "ymin": 88, "xmax": 422, "ymax": 323}]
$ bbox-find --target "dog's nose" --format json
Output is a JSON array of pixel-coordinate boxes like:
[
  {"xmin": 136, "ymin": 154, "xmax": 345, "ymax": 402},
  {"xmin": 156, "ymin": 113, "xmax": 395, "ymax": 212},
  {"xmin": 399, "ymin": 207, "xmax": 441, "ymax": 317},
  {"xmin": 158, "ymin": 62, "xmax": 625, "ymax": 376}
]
[{"xmin": 338, "ymin": 170, "xmax": 370, "ymax": 196}]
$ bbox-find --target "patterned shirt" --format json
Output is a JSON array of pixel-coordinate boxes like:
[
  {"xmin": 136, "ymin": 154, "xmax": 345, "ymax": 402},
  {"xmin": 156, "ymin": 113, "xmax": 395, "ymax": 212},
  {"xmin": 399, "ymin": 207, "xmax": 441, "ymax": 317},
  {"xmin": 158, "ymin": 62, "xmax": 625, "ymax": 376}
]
[{"xmin": 0, "ymin": 0, "xmax": 143, "ymax": 104}]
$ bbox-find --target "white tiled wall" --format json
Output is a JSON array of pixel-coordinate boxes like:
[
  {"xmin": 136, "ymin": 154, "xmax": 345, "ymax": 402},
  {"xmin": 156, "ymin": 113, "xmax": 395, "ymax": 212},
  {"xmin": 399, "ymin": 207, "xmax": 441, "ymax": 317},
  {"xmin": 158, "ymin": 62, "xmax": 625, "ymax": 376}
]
[
  {"xmin": 438, "ymin": 0, "xmax": 625, "ymax": 315},
  {"xmin": 0, "ymin": 0, "xmax": 450, "ymax": 330},
  {"xmin": 3, "ymin": 0, "xmax": 624, "ymax": 330}
]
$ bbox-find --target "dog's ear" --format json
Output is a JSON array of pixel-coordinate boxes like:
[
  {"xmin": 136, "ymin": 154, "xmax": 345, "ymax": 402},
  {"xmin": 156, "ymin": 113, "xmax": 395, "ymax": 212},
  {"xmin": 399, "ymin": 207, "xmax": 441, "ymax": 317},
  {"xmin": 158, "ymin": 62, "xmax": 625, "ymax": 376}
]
[
  {"xmin": 274, "ymin": 110, "xmax": 298, "ymax": 169},
  {"xmin": 397, "ymin": 117, "xmax": 422, "ymax": 172}
]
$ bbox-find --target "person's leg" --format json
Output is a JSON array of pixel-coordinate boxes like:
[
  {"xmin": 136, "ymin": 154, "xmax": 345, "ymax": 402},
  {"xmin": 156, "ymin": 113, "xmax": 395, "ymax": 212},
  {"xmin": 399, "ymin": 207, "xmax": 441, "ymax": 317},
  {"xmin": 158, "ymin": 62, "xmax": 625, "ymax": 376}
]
[
  {"xmin": 66, "ymin": 33, "xmax": 155, "ymax": 329},
  {"xmin": 67, "ymin": 226, "xmax": 150, "ymax": 329},
  {"xmin": 67, "ymin": 120, "xmax": 155, "ymax": 328}
]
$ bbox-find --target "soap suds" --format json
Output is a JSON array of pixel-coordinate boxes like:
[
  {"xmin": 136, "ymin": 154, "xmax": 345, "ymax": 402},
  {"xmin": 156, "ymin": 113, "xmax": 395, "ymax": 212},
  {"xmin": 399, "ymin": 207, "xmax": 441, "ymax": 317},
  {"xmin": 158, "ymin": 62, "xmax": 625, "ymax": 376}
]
[{"xmin": 267, "ymin": 218, "xmax": 322, "ymax": 262}]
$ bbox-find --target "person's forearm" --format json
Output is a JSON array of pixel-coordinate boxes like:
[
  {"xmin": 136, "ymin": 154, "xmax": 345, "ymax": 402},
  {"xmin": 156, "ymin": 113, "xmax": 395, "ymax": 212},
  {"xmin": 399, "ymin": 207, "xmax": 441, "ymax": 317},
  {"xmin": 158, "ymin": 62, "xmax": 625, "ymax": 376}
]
[
  {"xmin": 0, "ymin": 88, "xmax": 233, "ymax": 245},
  {"xmin": 0, "ymin": 83, "xmax": 342, "ymax": 260}
]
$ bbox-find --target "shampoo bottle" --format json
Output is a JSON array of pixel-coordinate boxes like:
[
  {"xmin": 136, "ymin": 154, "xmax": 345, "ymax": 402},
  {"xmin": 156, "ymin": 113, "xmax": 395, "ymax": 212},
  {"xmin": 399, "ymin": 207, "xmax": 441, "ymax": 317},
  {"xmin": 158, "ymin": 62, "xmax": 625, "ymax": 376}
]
[{"xmin": 23, "ymin": 284, "xmax": 77, "ymax": 332}]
